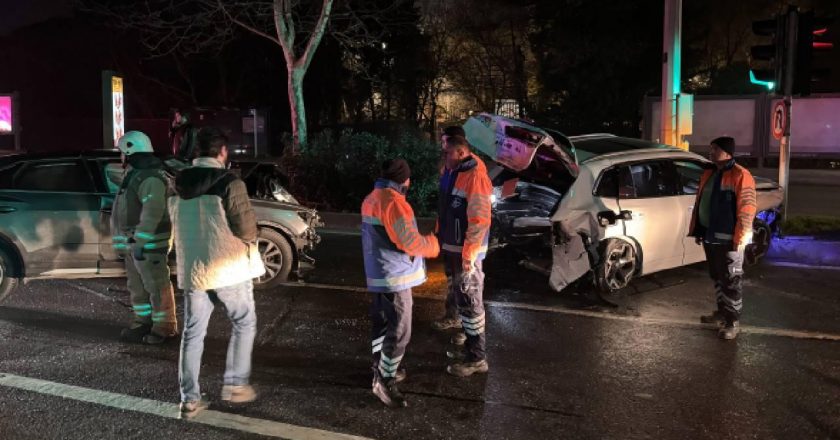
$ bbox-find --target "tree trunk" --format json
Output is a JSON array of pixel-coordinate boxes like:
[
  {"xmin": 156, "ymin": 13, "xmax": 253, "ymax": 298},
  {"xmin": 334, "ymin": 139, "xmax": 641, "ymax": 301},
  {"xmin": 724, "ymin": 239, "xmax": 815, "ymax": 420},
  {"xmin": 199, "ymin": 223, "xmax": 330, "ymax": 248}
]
[{"xmin": 288, "ymin": 66, "xmax": 307, "ymax": 151}]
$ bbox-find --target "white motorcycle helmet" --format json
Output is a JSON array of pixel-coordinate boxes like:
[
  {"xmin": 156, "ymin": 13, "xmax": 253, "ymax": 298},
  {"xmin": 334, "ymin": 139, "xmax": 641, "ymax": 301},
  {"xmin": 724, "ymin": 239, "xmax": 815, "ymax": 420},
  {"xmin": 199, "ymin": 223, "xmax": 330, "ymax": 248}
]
[{"xmin": 117, "ymin": 131, "xmax": 154, "ymax": 156}]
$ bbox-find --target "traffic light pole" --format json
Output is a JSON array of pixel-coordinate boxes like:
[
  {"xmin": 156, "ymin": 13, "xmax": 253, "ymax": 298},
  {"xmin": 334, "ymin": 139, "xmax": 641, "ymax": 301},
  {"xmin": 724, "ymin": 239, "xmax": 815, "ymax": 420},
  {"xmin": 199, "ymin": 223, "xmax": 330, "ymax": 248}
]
[
  {"xmin": 779, "ymin": 8, "xmax": 798, "ymax": 217},
  {"xmin": 660, "ymin": 0, "xmax": 683, "ymax": 148}
]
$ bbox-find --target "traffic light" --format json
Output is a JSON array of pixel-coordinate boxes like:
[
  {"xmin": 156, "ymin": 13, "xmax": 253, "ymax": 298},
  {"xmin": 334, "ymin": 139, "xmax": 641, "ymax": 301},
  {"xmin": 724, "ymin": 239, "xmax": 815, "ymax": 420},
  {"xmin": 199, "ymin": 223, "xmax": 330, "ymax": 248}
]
[
  {"xmin": 793, "ymin": 11, "xmax": 835, "ymax": 96},
  {"xmin": 750, "ymin": 15, "xmax": 786, "ymax": 92}
]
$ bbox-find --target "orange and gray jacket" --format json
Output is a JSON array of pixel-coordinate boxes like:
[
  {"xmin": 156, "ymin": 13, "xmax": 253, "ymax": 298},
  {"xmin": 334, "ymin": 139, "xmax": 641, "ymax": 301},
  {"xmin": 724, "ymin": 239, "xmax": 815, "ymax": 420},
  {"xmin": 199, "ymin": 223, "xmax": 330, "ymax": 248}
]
[
  {"xmin": 437, "ymin": 154, "xmax": 493, "ymax": 262},
  {"xmin": 111, "ymin": 154, "xmax": 172, "ymax": 255},
  {"xmin": 361, "ymin": 179, "xmax": 439, "ymax": 293},
  {"xmin": 688, "ymin": 159, "xmax": 757, "ymax": 249}
]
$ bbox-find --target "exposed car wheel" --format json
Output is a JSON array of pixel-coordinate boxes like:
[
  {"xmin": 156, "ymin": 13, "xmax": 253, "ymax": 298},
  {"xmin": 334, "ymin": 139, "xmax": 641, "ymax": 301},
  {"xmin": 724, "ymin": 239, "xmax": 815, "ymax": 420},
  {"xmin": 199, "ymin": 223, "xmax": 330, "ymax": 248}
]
[
  {"xmin": 0, "ymin": 246, "xmax": 21, "ymax": 303},
  {"xmin": 255, "ymin": 228, "xmax": 294, "ymax": 291},
  {"xmin": 745, "ymin": 219, "xmax": 772, "ymax": 266},
  {"xmin": 594, "ymin": 238, "xmax": 637, "ymax": 296}
]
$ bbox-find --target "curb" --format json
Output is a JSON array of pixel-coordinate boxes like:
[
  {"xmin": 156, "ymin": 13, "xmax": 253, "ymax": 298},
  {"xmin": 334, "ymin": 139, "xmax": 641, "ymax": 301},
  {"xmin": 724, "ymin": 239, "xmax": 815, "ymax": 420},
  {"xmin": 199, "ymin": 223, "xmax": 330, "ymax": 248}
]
[{"xmin": 765, "ymin": 236, "xmax": 840, "ymax": 267}]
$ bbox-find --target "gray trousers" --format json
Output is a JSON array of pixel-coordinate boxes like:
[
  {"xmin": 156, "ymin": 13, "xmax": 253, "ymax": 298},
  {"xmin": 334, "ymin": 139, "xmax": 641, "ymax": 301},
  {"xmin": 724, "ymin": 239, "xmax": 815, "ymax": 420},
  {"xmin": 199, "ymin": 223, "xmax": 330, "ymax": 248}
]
[
  {"xmin": 703, "ymin": 242, "xmax": 745, "ymax": 323},
  {"xmin": 444, "ymin": 253, "xmax": 486, "ymax": 362},
  {"xmin": 370, "ymin": 289, "xmax": 413, "ymax": 379}
]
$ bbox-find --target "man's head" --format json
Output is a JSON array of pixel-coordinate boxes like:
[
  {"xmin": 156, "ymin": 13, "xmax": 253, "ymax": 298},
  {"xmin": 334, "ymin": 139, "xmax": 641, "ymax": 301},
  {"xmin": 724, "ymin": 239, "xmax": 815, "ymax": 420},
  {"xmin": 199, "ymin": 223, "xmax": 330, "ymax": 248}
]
[
  {"xmin": 443, "ymin": 135, "xmax": 471, "ymax": 169},
  {"xmin": 441, "ymin": 125, "xmax": 466, "ymax": 150},
  {"xmin": 196, "ymin": 127, "xmax": 229, "ymax": 164},
  {"xmin": 710, "ymin": 136, "xmax": 735, "ymax": 163},
  {"xmin": 381, "ymin": 158, "xmax": 411, "ymax": 188},
  {"xmin": 117, "ymin": 131, "xmax": 154, "ymax": 163}
]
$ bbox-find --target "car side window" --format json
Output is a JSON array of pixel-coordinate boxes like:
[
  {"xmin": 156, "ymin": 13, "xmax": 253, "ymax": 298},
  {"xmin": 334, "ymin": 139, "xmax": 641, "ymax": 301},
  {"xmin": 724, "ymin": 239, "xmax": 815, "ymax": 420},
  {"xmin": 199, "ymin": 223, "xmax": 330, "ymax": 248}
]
[
  {"xmin": 14, "ymin": 160, "xmax": 95, "ymax": 193},
  {"xmin": 674, "ymin": 160, "xmax": 704, "ymax": 195},
  {"xmin": 0, "ymin": 163, "xmax": 23, "ymax": 189},
  {"xmin": 595, "ymin": 166, "xmax": 638, "ymax": 198},
  {"xmin": 627, "ymin": 161, "xmax": 678, "ymax": 198}
]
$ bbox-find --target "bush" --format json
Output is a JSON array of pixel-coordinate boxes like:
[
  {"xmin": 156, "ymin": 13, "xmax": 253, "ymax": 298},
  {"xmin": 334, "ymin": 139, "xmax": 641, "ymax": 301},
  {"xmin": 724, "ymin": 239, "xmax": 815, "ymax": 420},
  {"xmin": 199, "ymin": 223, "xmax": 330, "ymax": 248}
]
[
  {"xmin": 286, "ymin": 129, "xmax": 441, "ymax": 216},
  {"xmin": 780, "ymin": 215, "xmax": 840, "ymax": 237}
]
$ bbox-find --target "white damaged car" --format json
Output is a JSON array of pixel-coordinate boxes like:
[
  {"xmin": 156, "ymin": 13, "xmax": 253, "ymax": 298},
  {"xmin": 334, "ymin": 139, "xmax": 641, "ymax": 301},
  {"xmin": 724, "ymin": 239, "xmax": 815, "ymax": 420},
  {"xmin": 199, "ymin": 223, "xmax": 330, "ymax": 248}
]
[{"xmin": 465, "ymin": 114, "xmax": 783, "ymax": 296}]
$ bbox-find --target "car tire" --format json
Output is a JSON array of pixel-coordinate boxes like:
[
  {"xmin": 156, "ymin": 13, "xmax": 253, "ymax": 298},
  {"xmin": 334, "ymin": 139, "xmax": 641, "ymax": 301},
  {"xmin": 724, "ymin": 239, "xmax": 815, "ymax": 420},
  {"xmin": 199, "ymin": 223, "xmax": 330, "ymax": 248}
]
[
  {"xmin": 594, "ymin": 238, "xmax": 637, "ymax": 297},
  {"xmin": 745, "ymin": 219, "xmax": 772, "ymax": 266},
  {"xmin": 0, "ymin": 246, "xmax": 21, "ymax": 303},
  {"xmin": 255, "ymin": 228, "xmax": 294, "ymax": 291}
]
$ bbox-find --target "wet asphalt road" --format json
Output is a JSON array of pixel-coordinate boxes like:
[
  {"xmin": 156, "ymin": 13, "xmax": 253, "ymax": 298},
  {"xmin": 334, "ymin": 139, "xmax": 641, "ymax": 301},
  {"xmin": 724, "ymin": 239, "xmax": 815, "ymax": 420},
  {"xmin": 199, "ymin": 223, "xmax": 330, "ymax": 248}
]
[{"xmin": 1, "ymin": 232, "xmax": 839, "ymax": 439}]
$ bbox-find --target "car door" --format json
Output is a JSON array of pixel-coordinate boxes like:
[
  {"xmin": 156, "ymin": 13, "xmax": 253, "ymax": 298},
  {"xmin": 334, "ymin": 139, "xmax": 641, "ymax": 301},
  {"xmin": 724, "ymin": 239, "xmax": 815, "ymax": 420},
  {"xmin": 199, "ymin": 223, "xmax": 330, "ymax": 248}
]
[
  {"xmin": 0, "ymin": 158, "xmax": 101, "ymax": 275},
  {"xmin": 673, "ymin": 159, "xmax": 708, "ymax": 265},
  {"xmin": 610, "ymin": 160, "xmax": 684, "ymax": 275},
  {"xmin": 88, "ymin": 157, "xmax": 125, "ymax": 268}
]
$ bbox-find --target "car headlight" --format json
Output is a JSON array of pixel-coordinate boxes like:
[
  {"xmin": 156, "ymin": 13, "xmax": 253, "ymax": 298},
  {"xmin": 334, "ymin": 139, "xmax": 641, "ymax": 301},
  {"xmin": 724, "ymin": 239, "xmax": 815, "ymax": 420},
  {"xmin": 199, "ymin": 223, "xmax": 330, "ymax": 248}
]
[{"xmin": 271, "ymin": 184, "xmax": 299, "ymax": 204}]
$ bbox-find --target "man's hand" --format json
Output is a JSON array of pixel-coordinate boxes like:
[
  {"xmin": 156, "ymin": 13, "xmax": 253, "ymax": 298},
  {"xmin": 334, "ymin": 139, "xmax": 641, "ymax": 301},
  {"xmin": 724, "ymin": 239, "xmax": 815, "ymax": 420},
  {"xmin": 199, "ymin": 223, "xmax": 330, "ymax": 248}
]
[{"xmin": 462, "ymin": 259, "xmax": 474, "ymax": 274}]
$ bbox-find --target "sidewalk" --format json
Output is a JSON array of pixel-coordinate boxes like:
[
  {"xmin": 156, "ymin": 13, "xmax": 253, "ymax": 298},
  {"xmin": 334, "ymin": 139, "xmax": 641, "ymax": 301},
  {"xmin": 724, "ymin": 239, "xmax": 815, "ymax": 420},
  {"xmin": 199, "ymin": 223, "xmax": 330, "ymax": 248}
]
[{"xmin": 748, "ymin": 167, "xmax": 840, "ymax": 187}]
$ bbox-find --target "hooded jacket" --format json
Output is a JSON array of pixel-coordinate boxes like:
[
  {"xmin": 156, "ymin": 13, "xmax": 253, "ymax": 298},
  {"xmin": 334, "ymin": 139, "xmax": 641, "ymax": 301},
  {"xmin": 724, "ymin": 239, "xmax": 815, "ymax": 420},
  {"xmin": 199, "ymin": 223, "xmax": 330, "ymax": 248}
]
[
  {"xmin": 437, "ymin": 153, "xmax": 493, "ymax": 263},
  {"xmin": 168, "ymin": 157, "xmax": 264, "ymax": 291},
  {"xmin": 111, "ymin": 153, "xmax": 172, "ymax": 256},
  {"xmin": 361, "ymin": 179, "xmax": 439, "ymax": 293}
]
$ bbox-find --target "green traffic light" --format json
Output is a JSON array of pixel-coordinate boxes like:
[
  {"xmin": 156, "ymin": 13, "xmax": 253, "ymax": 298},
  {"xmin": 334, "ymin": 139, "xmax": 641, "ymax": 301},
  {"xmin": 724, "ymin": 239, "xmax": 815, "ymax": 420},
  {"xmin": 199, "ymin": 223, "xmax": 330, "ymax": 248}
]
[{"xmin": 749, "ymin": 70, "xmax": 776, "ymax": 91}]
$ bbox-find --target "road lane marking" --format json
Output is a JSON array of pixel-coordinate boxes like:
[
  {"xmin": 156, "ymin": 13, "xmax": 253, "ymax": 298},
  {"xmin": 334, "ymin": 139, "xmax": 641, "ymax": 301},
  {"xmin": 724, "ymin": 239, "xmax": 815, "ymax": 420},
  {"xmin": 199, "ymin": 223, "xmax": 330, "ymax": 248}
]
[
  {"xmin": 765, "ymin": 261, "xmax": 840, "ymax": 271},
  {"xmin": 317, "ymin": 228, "xmax": 362, "ymax": 236},
  {"xmin": 285, "ymin": 282, "xmax": 840, "ymax": 342},
  {"xmin": 0, "ymin": 373, "xmax": 373, "ymax": 440}
]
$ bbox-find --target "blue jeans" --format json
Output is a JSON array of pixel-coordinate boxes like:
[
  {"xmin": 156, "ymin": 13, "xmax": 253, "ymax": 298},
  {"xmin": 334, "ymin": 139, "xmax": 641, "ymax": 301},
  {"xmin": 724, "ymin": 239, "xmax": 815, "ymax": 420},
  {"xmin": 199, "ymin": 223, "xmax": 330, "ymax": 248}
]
[{"xmin": 179, "ymin": 280, "xmax": 257, "ymax": 403}]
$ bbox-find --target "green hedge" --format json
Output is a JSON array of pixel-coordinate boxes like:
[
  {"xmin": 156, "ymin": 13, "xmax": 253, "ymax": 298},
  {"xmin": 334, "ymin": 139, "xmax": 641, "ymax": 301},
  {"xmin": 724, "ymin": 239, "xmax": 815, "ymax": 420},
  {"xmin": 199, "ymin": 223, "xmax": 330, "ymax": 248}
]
[
  {"xmin": 285, "ymin": 129, "xmax": 442, "ymax": 216},
  {"xmin": 780, "ymin": 215, "xmax": 840, "ymax": 236}
]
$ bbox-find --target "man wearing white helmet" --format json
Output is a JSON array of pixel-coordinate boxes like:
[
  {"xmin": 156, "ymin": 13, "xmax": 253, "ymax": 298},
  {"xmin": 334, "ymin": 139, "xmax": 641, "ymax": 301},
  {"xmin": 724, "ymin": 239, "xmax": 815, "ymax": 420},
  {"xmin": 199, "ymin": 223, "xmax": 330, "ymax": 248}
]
[{"xmin": 112, "ymin": 131, "xmax": 178, "ymax": 344}]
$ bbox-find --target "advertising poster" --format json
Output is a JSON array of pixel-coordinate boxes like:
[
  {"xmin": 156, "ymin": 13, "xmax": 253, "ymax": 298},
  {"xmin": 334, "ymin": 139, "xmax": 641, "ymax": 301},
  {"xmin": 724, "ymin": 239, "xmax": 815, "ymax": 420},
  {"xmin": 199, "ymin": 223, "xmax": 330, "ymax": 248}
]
[
  {"xmin": 0, "ymin": 95, "xmax": 12, "ymax": 133},
  {"xmin": 111, "ymin": 76, "xmax": 124, "ymax": 146}
]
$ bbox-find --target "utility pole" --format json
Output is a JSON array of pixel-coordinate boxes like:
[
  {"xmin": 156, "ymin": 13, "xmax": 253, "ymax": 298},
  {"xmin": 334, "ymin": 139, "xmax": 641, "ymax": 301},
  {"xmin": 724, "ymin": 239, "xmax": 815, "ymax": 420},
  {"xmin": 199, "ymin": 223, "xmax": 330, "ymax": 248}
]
[
  {"xmin": 779, "ymin": 7, "xmax": 798, "ymax": 216},
  {"xmin": 660, "ymin": 0, "xmax": 683, "ymax": 148}
]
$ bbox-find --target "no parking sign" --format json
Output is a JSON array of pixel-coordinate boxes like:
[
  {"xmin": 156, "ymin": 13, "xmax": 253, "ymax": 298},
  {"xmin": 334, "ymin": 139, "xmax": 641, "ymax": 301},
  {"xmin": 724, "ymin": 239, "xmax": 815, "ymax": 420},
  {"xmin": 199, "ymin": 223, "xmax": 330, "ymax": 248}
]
[{"xmin": 772, "ymin": 101, "xmax": 786, "ymax": 140}]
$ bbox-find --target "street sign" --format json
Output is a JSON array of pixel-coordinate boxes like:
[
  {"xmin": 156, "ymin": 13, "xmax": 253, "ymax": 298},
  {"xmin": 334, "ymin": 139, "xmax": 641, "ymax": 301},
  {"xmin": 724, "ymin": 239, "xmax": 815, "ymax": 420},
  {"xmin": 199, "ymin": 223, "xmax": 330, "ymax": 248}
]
[{"xmin": 772, "ymin": 101, "xmax": 787, "ymax": 140}]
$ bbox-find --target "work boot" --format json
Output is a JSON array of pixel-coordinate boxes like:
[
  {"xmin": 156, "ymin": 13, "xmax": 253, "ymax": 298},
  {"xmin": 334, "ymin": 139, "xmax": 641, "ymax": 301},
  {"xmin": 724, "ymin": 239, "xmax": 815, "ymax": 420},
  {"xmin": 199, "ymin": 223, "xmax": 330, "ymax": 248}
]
[
  {"xmin": 119, "ymin": 323, "xmax": 151, "ymax": 343},
  {"xmin": 372, "ymin": 376, "xmax": 408, "ymax": 408},
  {"xmin": 700, "ymin": 310, "xmax": 726, "ymax": 327},
  {"xmin": 431, "ymin": 317, "xmax": 461, "ymax": 331},
  {"xmin": 179, "ymin": 399, "xmax": 209, "ymax": 419},
  {"xmin": 142, "ymin": 331, "xmax": 178, "ymax": 345},
  {"xmin": 446, "ymin": 349, "xmax": 466, "ymax": 360},
  {"xmin": 451, "ymin": 332, "xmax": 466, "ymax": 346},
  {"xmin": 719, "ymin": 321, "xmax": 740, "ymax": 340},
  {"xmin": 221, "ymin": 385, "xmax": 257, "ymax": 403},
  {"xmin": 447, "ymin": 359, "xmax": 489, "ymax": 377}
]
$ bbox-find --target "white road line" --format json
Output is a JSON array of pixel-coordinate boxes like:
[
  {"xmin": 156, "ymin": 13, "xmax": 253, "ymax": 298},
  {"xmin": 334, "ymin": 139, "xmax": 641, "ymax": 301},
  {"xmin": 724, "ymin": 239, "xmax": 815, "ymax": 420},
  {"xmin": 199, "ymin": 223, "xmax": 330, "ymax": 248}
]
[
  {"xmin": 317, "ymin": 228, "xmax": 362, "ymax": 236},
  {"xmin": 286, "ymin": 282, "xmax": 840, "ymax": 342},
  {"xmin": 765, "ymin": 261, "xmax": 840, "ymax": 271},
  {"xmin": 0, "ymin": 373, "xmax": 373, "ymax": 440}
]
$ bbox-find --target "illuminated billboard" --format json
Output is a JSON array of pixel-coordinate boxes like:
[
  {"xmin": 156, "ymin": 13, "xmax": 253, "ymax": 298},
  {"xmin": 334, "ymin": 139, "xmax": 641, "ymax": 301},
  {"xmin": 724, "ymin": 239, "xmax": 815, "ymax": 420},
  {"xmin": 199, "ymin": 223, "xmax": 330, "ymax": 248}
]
[
  {"xmin": 0, "ymin": 95, "xmax": 12, "ymax": 134},
  {"xmin": 111, "ymin": 76, "xmax": 124, "ymax": 147}
]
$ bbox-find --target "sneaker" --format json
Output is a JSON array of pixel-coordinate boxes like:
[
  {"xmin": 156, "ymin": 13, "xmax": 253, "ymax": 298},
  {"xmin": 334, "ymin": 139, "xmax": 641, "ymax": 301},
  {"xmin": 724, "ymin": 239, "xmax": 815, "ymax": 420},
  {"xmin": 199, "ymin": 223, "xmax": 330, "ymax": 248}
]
[
  {"xmin": 179, "ymin": 399, "xmax": 209, "ymax": 419},
  {"xmin": 372, "ymin": 376, "xmax": 407, "ymax": 408},
  {"xmin": 431, "ymin": 317, "xmax": 461, "ymax": 331},
  {"xmin": 119, "ymin": 324, "xmax": 151, "ymax": 343},
  {"xmin": 142, "ymin": 331, "xmax": 178, "ymax": 345},
  {"xmin": 447, "ymin": 359, "xmax": 489, "ymax": 377},
  {"xmin": 700, "ymin": 311, "xmax": 726, "ymax": 327},
  {"xmin": 451, "ymin": 332, "xmax": 466, "ymax": 346},
  {"xmin": 718, "ymin": 321, "xmax": 740, "ymax": 340},
  {"xmin": 221, "ymin": 385, "xmax": 257, "ymax": 403}
]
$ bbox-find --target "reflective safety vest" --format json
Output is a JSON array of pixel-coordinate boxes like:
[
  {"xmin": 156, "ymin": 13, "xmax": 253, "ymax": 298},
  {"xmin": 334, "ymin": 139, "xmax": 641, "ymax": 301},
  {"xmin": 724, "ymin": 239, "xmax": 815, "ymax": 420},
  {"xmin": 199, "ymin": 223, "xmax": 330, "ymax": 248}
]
[
  {"xmin": 437, "ymin": 154, "xmax": 493, "ymax": 262},
  {"xmin": 361, "ymin": 179, "xmax": 439, "ymax": 293},
  {"xmin": 688, "ymin": 159, "xmax": 757, "ymax": 249}
]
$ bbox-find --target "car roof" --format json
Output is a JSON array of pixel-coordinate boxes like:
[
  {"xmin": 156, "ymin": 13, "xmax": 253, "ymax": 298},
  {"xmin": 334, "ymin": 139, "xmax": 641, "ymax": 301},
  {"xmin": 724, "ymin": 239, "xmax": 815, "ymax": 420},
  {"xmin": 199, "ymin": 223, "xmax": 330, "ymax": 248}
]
[{"xmin": 569, "ymin": 135, "xmax": 681, "ymax": 162}]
